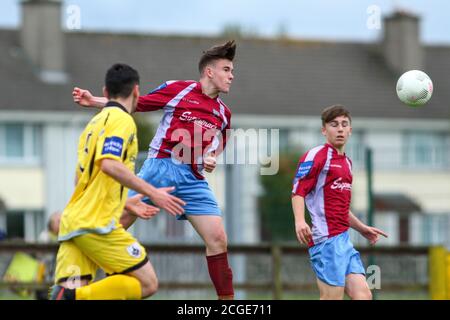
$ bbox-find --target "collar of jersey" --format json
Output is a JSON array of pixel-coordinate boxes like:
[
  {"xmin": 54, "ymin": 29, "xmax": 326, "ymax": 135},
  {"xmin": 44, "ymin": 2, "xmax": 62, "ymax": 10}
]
[
  {"xmin": 105, "ymin": 101, "xmax": 129, "ymax": 113},
  {"xmin": 325, "ymin": 143, "xmax": 346, "ymax": 158}
]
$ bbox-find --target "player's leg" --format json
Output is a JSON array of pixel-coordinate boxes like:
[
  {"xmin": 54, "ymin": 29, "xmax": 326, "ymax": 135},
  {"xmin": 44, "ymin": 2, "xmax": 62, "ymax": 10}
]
[
  {"xmin": 188, "ymin": 215, "xmax": 234, "ymax": 299},
  {"xmin": 73, "ymin": 262, "xmax": 157, "ymax": 300},
  {"xmin": 54, "ymin": 229, "xmax": 157, "ymax": 300},
  {"xmin": 189, "ymin": 215, "xmax": 227, "ymax": 255},
  {"xmin": 173, "ymin": 163, "xmax": 233, "ymax": 299},
  {"xmin": 127, "ymin": 260, "xmax": 158, "ymax": 298},
  {"xmin": 79, "ymin": 229, "xmax": 157, "ymax": 300},
  {"xmin": 345, "ymin": 273, "xmax": 372, "ymax": 300},
  {"xmin": 309, "ymin": 232, "xmax": 352, "ymax": 300},
  {"xmin": 316, "ymin": 278, "xmax": 345, "ymax": 300},
  {"xmin": 50, "ymin": 240, "xmax": 97, "ymax": 299},
  {"xmin": 344, "ymin": 248, "xmax": 371, "ymax": 300}
]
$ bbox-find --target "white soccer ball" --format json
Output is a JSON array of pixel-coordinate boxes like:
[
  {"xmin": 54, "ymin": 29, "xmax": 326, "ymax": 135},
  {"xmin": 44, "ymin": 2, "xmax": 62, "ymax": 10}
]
[{"xmin": 396, "ymin": 70, "xmax": 433, "ymax": 107}]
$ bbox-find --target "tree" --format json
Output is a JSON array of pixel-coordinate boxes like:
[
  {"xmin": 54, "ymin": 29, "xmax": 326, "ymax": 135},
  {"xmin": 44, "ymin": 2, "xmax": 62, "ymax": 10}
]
[{"xmin": 259, "ymin": 152, "xmax": 307, "ymax": 242}]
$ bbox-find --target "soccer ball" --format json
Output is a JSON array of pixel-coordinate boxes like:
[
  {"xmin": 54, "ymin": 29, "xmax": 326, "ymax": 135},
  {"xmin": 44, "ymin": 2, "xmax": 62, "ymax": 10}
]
[{"xmin": 396, "ymin": 70, "xmax": 433, "ymax": 107}]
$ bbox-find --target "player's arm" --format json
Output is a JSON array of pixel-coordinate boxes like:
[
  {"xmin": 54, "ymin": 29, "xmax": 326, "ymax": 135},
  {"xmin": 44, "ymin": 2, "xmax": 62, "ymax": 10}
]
[
  {"xmin": 72, "ymin": 87, "xmax": 107, "ymax": 109},
  {"xmin": 203, "ymin": 153, "xmax": 217, "ymax": 173},
  {"xmin": 349, "ymin": 210, "xmax": 388, "ymax": 245},
  {"xmin": 292, "ymin": 195, "xmax": 312, "ymax": 244},
  {"xmin": 120, "ymin": 210, "xmax": 138, "ymax": 230},
  {"xmin": 291, "ymin": 153, "xmax": 322, "ymax": 245},
  {"xmin": 136, "ymin": 81, "xmax": 183, "ymax": 112},
  {"xmin": 99, "ymin": 158, "xmax": 185, "ymax": 216}
]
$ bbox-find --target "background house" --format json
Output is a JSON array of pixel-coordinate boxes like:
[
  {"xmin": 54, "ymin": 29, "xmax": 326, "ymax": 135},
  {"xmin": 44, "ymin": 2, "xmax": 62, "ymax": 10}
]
[{"xmin": 0, "ymin": 1, "xmax": 449, "ymax": 246}]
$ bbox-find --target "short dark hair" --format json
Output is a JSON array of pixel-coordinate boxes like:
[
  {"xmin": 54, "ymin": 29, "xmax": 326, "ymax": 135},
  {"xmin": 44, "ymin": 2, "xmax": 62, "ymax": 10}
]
[
  {"xmin": 198, "ymin": 40, "xmax": 236, "ymax": 74},
  {"xmin": 105, "ymin": 63, "xmax": 140, "ymax": 99},
  {"xmin": 321, "ymin": 105, "xmax": 352, "ymax": 126}
]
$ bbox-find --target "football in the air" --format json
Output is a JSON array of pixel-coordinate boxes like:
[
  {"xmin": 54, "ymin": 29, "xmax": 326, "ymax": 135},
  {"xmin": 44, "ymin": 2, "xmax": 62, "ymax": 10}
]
[{"xmin": 396, "ymin": 70, "xmax": 433, "ymax": 107}]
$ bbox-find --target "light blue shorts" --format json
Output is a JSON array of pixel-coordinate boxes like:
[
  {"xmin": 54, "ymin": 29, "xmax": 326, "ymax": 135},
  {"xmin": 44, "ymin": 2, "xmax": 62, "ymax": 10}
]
[
  {"xmin": 129, "ymin": 158, "xmax": 221, "ymax": 220},
  {"xmin": 308, "ymin": 231, "xmax": 365, "ymax": 287}
]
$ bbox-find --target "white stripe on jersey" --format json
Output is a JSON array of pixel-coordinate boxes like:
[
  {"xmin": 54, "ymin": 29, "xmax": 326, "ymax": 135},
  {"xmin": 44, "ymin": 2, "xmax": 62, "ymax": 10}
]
[
  {"xmin": 217, "ymin": 99, "xmax": 228, "ymax": 131},
  {"xmin": 307, "ymin": 146, "xmax": 333, "ymax": 245},
  {"xmin": 148, "ymin": 82, "xmax": 197, "ymax": 158},
  {"xmin": 205, "ymin": 100, "xmax": 226, "ymax": 156},
  {"xmin": 345, "ymin": 158, "xmax": 352, "ymax": 173}
]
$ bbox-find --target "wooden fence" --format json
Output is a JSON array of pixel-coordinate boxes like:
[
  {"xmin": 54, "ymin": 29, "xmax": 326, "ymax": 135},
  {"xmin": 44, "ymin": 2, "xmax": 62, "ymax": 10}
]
[{"xmin": 0, "ymin": 242, "xmax": 430, "ymax": 299}]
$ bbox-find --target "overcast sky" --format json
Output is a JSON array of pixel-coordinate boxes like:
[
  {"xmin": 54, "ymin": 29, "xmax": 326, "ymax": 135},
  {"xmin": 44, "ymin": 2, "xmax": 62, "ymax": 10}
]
[{"xmin": 1, "ymin": 0, "xmax": 449, "ymax": 44}]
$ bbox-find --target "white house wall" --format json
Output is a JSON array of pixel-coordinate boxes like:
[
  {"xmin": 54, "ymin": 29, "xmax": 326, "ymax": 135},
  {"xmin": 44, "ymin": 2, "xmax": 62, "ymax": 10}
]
[
  {"xmin": 0, "ymin": 167, "xmax": 44, "ymax": 209},
  {"xmin": 43, "ymin": 121, "xmax": 86, "ymax": 219},
  {"xmin": 352, "ymin": 171, "xmax": 450, "ymax": 214}
]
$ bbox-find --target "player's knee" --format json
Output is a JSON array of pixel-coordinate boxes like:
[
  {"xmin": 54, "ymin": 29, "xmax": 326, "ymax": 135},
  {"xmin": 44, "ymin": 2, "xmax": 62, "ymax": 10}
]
[
  {"xmin": 351, "ymin": 288, "xmax": 372, "ymax": 300},
  {"xmin": 211, "ymin": 231, "xmax": 227, "ymax": 247},
  {"xmin": 319, "ymin": 289, "xmax": 344, "ymax": 300},
  {"xmin": 320, "ymin": 293, "xmax": 343, "ymax": 300}
]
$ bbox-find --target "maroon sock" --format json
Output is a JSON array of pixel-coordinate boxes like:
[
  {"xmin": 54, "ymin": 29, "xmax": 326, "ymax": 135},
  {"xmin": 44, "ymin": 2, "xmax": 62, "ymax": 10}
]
[{"xmin": 206, "ymin": 252, "xmax": 234, "ymax": 298}]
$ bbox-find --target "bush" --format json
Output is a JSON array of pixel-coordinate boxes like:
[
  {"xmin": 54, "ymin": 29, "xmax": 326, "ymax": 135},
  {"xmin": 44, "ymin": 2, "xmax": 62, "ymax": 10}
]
[{"xmin": 259, "ymin": 152, "xmax": 307, "ymax": 242}]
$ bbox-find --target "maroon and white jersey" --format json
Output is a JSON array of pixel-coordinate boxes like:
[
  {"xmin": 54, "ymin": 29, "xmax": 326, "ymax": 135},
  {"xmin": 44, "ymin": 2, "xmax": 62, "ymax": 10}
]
[
  {"xmin": 137, "ymin": 80, "xmax": 231, "ymax": 180},
  {"xmin": 292, "ymin": 143, "xmax": 353, "ymax": 247}
]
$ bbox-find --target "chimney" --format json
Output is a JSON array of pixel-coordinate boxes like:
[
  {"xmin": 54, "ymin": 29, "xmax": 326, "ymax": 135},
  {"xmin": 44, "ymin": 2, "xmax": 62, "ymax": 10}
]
[
  {"xmin": 20, "ymin": 0, "xmax": 68, "ymax": 84},
  {"xmin": 382, "ymin": 11, "xmax": 423, "ymax": 75}
]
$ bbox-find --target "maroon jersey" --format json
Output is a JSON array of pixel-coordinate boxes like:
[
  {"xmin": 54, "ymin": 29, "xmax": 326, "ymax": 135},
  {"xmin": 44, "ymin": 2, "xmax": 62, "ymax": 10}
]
[
  {"xmin": 137, "ymin": 80, "xmax": 231, "ymax": 179},
  {"xmin": 292, "ymin": 144, "xmax": 353, "ymax": 247}
]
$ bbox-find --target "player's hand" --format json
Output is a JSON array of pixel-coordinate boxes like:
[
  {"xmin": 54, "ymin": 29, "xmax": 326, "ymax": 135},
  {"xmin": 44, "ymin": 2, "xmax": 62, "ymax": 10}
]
[
  {"xmin": 125, "ymin": 194, "xmax": 160, "ymax": 220},
  {"xmin": 204, "ymin": 155, "xmax": 217, "ymax": 173},
  {"xmin": 295, "ymin": 220, "xmax": 312, "ymax": 245},
  {"xmin": 150, "ymin": 186, "xmax": 186, "ymax": 216},
  {"xmin": 72, "ymin": 87, "xmax": 94, "ymax": 107},
  {"xmin": 360, "ymin": 226, "xmax": 388, "ymax": 245}
]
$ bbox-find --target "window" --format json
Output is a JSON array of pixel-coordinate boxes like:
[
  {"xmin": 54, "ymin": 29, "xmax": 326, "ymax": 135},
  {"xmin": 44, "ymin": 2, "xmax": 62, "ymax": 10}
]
[
  {"xmin": 403, "ymin": 132, "xmax": 449, "ymax": 169},
  {"xmin": 5, "ymin": 124, "xmax": 24, "ymax": 157},
  {"xmin": 3, "ymin": 210, "xmax": 44, "ymax": 241},
  {"xmin": 346, "ymin": 130, "xmax": 365, "ymax": 169},
  {"xmin": 0, "ymin": 123, "xmax": 42, "ymax": 164},
  {"xmin": 6, "ymin": 211, "xmax": 25, "ymax": 239}
]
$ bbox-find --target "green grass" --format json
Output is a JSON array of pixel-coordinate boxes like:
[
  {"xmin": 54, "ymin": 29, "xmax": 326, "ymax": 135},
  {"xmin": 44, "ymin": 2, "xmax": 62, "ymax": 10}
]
[{"xmin": 1, "ymin": 289, "xmax": 430, "ymax": 300}]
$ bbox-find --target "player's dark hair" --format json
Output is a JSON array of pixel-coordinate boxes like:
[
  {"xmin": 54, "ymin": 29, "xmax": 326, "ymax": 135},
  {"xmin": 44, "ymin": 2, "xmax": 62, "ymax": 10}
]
[
  {"xmin": 198, "ymin": 40, "xmax": 236, "ymax": 74},
  {"xmin": 321, "ymin": 105, "xmax": 352, "ymax": 126},
  {"xmin": 105, "ymin": 63, "xmax": 140, "ymax": 99}
]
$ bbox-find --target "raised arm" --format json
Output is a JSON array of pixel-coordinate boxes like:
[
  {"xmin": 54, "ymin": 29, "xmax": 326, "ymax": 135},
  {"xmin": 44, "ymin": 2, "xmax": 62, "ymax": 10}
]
[{"xmin": 72, "ymin": 87, "xmax": 108, "ymax": 109}]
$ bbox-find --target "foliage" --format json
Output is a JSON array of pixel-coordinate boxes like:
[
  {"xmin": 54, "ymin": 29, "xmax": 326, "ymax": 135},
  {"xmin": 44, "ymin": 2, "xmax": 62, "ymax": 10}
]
[
  {"xmin": 133, "ymin": 114, "xmax": 155, "ymax": 153},
  {"xmin": 259, "ymin": 152, "xmax": 309, "ymax": 242}
]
